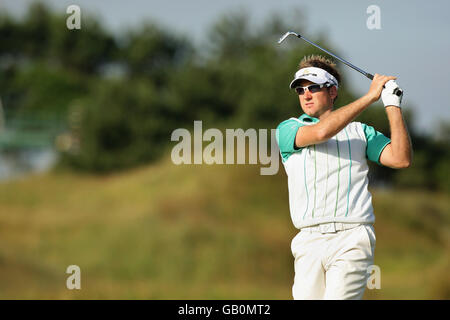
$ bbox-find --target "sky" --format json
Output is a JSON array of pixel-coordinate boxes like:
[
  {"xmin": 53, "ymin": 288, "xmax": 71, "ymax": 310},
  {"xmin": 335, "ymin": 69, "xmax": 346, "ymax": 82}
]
[{"xmin": 1, "ymin": 0, "xmax": 449, "ymax": 135}]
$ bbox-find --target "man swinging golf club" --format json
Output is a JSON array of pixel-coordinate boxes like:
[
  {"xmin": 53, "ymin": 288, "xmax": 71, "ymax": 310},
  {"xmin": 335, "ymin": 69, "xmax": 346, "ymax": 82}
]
[{"xmin": 276, "ymin": 54, "xmax": 412, "ymax": 299}]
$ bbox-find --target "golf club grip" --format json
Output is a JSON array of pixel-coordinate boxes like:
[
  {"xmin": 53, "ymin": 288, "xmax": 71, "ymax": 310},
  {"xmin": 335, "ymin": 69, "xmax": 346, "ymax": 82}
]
[{"xmin": 367, "ymin": 73, "xmax": 386, "ymax": 88}]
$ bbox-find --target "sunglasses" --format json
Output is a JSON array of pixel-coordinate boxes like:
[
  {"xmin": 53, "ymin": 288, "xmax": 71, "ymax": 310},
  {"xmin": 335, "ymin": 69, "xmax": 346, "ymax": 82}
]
[{"xmin": 295, "ymin": 83, "xmax": 331, "ymax": 95}]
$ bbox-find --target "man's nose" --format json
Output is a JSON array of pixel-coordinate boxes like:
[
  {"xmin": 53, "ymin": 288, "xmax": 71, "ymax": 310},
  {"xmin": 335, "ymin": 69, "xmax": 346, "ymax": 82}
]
[{"xmin": 303, "ymin": 89, "xmax": 312, "ymax": 99}]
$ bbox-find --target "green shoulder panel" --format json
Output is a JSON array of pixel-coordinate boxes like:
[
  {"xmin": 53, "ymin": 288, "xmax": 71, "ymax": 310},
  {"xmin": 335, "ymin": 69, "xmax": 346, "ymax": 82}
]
[
  {"xmin": 276, "ymin": 119, "xmax": 305, "ymax": 162},
  {"xmin": 361, "ymin": 123, "xmax": 391, "ymax": 165}
]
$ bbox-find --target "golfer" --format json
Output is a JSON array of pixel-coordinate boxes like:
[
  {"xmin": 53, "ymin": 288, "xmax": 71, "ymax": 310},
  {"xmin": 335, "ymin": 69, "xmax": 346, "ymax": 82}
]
[{"xmin": 276, "ymin": 55, "xmax": 412, "ymax": 299}]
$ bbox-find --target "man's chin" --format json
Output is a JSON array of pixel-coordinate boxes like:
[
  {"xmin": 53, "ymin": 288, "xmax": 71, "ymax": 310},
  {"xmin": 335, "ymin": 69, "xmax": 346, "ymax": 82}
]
[{"xmin": 303, "ymin": 110, "xmax": 318, "ymax": 118}]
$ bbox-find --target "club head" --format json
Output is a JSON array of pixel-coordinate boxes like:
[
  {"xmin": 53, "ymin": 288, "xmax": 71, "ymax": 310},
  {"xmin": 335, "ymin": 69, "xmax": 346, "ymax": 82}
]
[{"xmin": 278, "ymin": 31, "xmax": 300, "ymax": 44}]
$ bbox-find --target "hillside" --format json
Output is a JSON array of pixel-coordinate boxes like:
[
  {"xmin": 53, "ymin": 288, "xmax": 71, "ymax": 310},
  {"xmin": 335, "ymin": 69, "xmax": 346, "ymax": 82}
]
[{"xmin": 0, "ymin": 155, "xmax": 448, "ymax": 299}]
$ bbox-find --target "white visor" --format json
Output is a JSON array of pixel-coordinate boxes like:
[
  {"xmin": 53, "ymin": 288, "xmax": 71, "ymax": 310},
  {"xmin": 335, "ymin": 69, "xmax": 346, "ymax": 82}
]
[{"xmin": 289, "ymin": 67, "xmax": 339, "ymax": 89}]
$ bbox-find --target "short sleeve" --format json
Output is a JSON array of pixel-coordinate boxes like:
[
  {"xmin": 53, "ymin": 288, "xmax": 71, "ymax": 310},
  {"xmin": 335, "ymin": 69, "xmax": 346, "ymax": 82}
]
[
  {"xmin": 361, "ymin": 123, "xmax": 391, "ymax": 165},
  {"xmin": 276, "ymin": 119, "xmax": 305, "ymax": 162}
]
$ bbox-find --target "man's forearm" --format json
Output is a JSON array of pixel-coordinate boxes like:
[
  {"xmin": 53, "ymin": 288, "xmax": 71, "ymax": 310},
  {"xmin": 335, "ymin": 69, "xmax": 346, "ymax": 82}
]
[
  {"xmin": 385, "ymin": 106, "xmax": 413, "ymax": 166},
  {"xmin": 317, "ymin": 94, "xmax": 374, "ymax": 140},
  {"xmin": 317, "ymin": 74, "xmax": 397, "ymax": 140}
]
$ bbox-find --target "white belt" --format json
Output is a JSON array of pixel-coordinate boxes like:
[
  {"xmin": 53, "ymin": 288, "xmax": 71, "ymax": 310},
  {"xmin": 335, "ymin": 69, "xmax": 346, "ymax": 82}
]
[{"xmin": 300, "ymin": 222, "xmax": 363, "ymax": 234}]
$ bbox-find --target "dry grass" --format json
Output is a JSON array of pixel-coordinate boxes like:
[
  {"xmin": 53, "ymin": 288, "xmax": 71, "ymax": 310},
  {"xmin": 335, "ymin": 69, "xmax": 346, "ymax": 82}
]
[{"xmin": 0, "ymin": 154, "xmax": 448, "ymax": 299}]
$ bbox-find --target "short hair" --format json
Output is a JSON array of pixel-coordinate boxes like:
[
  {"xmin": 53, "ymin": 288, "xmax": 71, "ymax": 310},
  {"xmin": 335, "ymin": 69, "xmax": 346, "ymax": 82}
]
[{"xmin": 299, "ymin": 55, "xmax": 341, "ymax": 85}]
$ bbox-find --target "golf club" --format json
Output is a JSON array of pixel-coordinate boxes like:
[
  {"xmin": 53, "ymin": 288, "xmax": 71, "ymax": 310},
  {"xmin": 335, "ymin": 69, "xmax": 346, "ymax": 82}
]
[
  {"xmin": 278, "ymin": 31, "xmax": 375, "ymax": 80},
  {"xmin": 278, "ymin": 31, "xmax": 403, "ymax": 96}
]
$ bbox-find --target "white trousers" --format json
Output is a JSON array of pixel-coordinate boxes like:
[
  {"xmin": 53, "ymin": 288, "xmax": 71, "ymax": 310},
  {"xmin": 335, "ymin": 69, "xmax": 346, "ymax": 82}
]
[{"xmin": 291, "ymin": 224, "xmax": 376, "ymax": 300}]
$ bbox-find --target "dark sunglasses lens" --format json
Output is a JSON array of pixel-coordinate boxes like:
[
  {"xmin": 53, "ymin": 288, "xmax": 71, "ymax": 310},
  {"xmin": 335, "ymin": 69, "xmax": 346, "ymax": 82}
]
[
  {"xmin": 308, "ymin": 85, "xmax": 322, "ymax": 93},
  {"xmin": 295, "ymin": 87, "xmax": 305, "ymax": 95}
]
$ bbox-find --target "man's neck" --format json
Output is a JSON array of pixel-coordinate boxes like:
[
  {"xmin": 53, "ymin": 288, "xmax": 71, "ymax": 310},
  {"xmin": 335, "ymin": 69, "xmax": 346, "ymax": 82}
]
[{"xmin": 317, "ymin": 106, "xmax": 334, "ymax": 121}]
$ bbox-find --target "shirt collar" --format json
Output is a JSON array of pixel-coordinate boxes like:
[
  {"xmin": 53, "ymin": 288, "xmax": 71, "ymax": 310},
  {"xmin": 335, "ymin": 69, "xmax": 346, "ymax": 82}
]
[{"xmin": 299, "ymin": 113, "xmax": 320, "ymax": 123}]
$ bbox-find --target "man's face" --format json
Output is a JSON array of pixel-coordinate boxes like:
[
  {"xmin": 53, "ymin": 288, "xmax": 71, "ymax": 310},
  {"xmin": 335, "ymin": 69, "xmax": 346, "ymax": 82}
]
[{"xmin": 296, "ymin": 80, "xmax": 337, "ymax": 118}]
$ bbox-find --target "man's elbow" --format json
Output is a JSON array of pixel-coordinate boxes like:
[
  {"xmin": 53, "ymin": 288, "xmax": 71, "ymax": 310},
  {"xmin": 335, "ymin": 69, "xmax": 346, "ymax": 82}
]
[
  {"xmin": 397, "ymin": 160, "xmax": 411, "ymax": 169},
  {"xmin": 316, "ymin": 127, "xmax": 330, "ymax": 142},
  {"xmin": 393, "ymin": 157, "xmax": 412, "ymax": 169},
  {"xmin": 402, "ymin": 152, "xmax": 413, "ymax": 168}
]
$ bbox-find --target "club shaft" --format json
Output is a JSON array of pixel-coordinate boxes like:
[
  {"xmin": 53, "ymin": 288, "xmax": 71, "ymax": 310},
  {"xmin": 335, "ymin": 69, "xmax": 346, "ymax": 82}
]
[{"xmin": 298, "ymin": 35, "xmax": 374, "ymax": 80}]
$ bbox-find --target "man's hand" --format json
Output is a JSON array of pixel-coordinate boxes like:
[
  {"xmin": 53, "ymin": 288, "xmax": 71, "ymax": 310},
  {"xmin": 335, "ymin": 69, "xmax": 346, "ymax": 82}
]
[
  {"xmin": 366, "ymin": 74, "xmax": 397, "ymax": 103},
  {"xmin": 381, "ymin": 80, "xmax": 403, "ymax": 108}
]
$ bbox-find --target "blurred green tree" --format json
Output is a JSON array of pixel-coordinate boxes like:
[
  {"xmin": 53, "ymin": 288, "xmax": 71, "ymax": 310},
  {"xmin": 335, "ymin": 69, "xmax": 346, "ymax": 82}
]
[
  {"xmin": 12, "ymin": 63, "xmax": 88, "ymax": 117},
  {"xmin": 49, "ymin": 14, "xmax": 118, "ymax": 74},
  {"xmin": 0, "ymin": 4, "xmax": 448, "ymax": 191},
  {"xmin": 61, "ymin": 79, "xmax": 175, "ymax": 172},
  {"xmin": 120, "ymin": 23, "xmax": 193, "ymax": 86}
]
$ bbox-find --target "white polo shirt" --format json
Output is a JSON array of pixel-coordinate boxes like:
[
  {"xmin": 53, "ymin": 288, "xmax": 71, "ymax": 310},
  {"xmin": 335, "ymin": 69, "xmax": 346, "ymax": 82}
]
[{"xmin": 276, "ymin": 114, "xmax": 391, "ymax": 229}]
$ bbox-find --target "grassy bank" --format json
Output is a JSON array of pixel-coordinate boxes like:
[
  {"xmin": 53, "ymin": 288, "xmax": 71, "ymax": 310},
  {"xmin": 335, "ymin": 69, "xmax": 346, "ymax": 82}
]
[{"xmin": 0, "ymin": 155, "xmax": 448, "ymax": 299}]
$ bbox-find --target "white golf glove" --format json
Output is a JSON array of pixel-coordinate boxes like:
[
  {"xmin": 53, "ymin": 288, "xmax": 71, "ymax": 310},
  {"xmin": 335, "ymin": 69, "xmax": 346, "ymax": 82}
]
[{"xmin": 381, "ymin": 80, "xmax": 403, "ymax": 108}]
